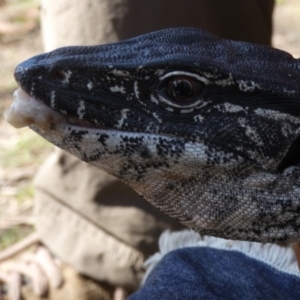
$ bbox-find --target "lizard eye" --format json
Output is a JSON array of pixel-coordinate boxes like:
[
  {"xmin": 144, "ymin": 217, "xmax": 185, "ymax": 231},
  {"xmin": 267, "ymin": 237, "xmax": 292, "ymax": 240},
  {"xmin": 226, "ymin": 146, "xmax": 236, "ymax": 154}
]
[{"xmin": 167, "ymin": 76, "xmax": 202, "ymax": 103}]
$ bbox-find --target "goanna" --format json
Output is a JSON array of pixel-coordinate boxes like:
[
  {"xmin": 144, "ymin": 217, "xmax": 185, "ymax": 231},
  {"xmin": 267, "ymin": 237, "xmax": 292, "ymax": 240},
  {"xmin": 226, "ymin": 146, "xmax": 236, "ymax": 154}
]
[{"xmin": 10, "ymin": 28, "xmax": 300, "ymax": 243}]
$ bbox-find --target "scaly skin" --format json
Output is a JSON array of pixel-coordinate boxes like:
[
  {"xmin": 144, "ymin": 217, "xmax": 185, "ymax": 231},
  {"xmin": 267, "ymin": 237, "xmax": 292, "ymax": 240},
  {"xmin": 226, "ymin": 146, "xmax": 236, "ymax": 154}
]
[{"xmin": 13, "ymin": 28, "xmax": 300, "ymax": 243}]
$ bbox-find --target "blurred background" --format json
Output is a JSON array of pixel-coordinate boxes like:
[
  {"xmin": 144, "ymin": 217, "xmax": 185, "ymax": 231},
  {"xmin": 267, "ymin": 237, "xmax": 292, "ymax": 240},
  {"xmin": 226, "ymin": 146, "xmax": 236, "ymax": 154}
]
[{"xmin": 0, "ymin": 0, "xmax": 300, "ymax": 249}]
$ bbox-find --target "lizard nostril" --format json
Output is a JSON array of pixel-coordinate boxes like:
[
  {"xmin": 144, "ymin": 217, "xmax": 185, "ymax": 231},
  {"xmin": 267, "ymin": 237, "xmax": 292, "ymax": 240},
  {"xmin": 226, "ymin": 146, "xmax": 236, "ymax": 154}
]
[{"xmin": 52, "ymin": 70, "xmax": 67, "ymax": 81}]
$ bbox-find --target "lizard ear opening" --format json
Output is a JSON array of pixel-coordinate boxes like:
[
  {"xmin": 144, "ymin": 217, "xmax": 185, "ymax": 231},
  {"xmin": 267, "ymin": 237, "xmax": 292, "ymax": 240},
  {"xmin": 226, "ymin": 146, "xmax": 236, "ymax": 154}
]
[{"xmin": 277, "ymin": 136, "xmax": 300, "ymax": 172}]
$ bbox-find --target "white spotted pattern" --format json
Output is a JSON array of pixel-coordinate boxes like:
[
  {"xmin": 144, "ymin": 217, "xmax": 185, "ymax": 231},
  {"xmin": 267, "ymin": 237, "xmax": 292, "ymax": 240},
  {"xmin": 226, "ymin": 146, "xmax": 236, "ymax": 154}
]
[
  {"xmin": 116, "ymin": 109, "xmax": 129, "ymax": 128},
  {"xmin": 134, "ymin": 81, "xmax": 140, "ymax": 98},
  {"xmin": 50, "ymin": 91, "xmax": 56, "ymax": 108},
  {"xmin": 77, "ymin": 100, "xmax": 85, "ymax": 119},
  {"xmin": 238, "ymin": 80, "xmax": 261, "ymax": 92},
  {"xmin": 87, "ymin": 81, "xmax": 93, "ymax": 90},
  {"xmin": 63, "ymin": 71, "xmax": 72, "ymax": 83},
  {"xmin": 110, "ymin": 86, "xmax": 126, "ymax": 93}
]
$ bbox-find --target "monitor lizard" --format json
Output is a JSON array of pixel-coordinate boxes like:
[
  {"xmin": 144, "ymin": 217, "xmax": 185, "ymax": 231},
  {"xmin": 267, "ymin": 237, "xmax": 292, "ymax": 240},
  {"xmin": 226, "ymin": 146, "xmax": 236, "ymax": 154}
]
[{"xmin": 6, "ymin": 27, "xmax": 300, "ymax": 245}]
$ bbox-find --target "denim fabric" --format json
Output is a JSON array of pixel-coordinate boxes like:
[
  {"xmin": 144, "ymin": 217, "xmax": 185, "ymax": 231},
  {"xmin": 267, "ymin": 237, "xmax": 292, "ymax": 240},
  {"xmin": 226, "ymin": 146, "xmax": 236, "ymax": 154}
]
[{"xmin": 129, "ymin": 247, "xmax": 300, "ymax": 300}]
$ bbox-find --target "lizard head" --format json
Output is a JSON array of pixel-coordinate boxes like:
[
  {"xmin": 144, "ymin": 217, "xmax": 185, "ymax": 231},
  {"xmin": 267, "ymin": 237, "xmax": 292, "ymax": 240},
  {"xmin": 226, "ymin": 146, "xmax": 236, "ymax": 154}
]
[{"xmin": 11, "ymin": 27, "xmax": 300, "ymax": 242}]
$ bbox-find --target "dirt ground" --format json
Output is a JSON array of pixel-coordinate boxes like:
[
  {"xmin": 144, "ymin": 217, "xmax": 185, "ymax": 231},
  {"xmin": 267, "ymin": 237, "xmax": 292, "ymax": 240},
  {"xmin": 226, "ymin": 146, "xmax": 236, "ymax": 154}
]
[{"xmin": 1, "ymin": 0, "xmax": 300, "ymax": 248}]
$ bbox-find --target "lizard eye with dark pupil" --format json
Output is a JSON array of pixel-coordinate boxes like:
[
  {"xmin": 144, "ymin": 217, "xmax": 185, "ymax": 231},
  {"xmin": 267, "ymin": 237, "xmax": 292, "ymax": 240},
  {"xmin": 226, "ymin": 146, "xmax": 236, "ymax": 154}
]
[{"xmin": 167, "ymin": 76, "xmax": 199, "ymax": 102}]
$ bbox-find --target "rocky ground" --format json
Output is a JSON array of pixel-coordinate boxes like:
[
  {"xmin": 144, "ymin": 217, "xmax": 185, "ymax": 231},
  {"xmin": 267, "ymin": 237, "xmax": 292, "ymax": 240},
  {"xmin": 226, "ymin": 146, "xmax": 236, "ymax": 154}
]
[{"xmin": 0, "ymin": 0, "xmax": 300, "ymax": 249}]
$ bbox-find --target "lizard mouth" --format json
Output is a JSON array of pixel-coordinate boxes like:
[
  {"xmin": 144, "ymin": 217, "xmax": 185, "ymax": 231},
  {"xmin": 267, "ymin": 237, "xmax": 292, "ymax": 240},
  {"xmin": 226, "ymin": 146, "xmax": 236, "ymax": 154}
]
[
  {"xmin": 6, "ymin": 90, "xmax": 300, "ymax": 175},
  {"xmin": 4, "ymin": 89, "xmax": 100, "ymax": 132}
]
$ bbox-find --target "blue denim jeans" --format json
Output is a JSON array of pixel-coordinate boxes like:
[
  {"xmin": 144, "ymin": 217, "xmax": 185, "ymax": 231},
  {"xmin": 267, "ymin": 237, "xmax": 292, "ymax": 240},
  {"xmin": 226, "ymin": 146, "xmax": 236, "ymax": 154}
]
[{"xmin": 129, "ymin": 245, "xmax": 300, "ymax": 299}]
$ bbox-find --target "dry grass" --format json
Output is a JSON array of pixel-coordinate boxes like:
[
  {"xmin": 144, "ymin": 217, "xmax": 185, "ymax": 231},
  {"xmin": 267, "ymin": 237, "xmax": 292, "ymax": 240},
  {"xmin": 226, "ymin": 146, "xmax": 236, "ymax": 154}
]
[{"xmin": 0, "ymin": 0, "xmax": 52, "ymax": 249}]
